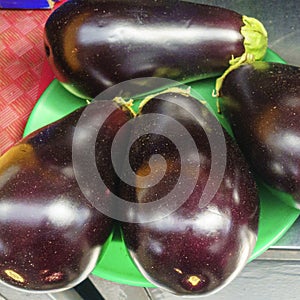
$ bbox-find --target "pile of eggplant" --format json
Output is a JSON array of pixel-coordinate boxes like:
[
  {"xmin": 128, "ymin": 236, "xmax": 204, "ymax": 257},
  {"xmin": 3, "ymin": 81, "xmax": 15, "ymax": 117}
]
[{"xmin": 0, "ymin": 0, "xmax": 299, "ymax": 297}]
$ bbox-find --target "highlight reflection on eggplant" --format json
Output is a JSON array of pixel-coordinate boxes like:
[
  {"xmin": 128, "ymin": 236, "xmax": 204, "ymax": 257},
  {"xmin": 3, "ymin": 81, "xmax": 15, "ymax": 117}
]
[
  {"xmin": 44, "ymin": 0, "xmax": 268, "ymax": 99},
  {"xmin": 219, "ymin": 61, "xmax": 300, "ymax": 208},
  {"xmin": 120, "ymin": 90, "xmax": 259, "ymax": 296}
]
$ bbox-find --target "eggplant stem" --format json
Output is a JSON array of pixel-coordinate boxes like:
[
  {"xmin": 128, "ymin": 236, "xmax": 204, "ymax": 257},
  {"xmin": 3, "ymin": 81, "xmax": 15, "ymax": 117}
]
[
  {"xmin": 213, "ymin": 52, "xmax": 256, "ymax": 99},
  {"xmin": 112, "ymin": 86, "xmax": 191, "ymax": 116},
  {"xmin": 213, "ymin": 15, "xmax": 268, "ymax": 99},
  {"xmin": 137, "ymin": 86, "xmax": 191, "ymax": 113},
  {"xmin": 113, "ymin": 97, "xmax": 137, "ymax": 117}
]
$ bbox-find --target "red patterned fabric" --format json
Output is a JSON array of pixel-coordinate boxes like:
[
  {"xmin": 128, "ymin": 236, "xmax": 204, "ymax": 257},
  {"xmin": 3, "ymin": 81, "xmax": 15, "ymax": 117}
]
[{"xmin": 0, "ymin": 2, "xmax": 65, "ymax": 155}]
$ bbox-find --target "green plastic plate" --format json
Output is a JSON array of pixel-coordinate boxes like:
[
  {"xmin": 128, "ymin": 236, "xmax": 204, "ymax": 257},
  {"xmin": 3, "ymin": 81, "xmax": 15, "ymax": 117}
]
[{"xmin": 23, "ymin": 49, "xmax": 300, "ymax": 287}]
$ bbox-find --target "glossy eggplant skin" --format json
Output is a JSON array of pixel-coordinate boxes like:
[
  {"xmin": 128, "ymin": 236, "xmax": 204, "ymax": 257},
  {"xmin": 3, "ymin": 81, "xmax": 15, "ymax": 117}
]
[
  {"xmin": 121, "ymin": 92, "xmax": 259, "ymax": 296},
  {"xmin": 44, "ymin": 0, "xmax": 248, "ymax": 99},
  {"xmin": 0, "ymin": 102, "xmax": 130, "ymax": 292},
  {"xmin": 220, "ymin": 62, "xmax": 300, "ymax": 206}
]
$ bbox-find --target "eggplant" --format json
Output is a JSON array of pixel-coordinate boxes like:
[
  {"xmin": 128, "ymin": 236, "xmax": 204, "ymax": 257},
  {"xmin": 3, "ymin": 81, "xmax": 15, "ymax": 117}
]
[
  {"xmin": 120, "ymin": 90, "xmax": 259, "ymax": 296},
  {"xmin": 0, "ymin": 101, "xmax": 131, "ymax": 292},
  {"xmin": 219, "ymin": 62, "xmax": 300, "ymax": 208},
  {"xmin": 44, "ymin": 0, "xmax": 268, "ymax": 99}
]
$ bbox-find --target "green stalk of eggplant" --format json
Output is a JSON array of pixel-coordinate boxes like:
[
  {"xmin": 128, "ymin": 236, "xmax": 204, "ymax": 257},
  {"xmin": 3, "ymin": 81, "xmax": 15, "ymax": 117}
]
[
  {"xmin": 219, "ymin": 62, "xmax": 300, "ymax": 209},
  {"xmin": 44, "ymin": 0, "xmax": 268, "ymax": 99}
]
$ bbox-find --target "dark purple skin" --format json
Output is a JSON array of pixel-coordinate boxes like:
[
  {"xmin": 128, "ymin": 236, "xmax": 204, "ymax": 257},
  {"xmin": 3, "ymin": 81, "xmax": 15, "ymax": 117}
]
[
  {"xmin": 0, "ymin": 102, "xmax": 131, "ymax": 292},
  {"xmin": 121, "ymin": 92, "xmax": 259, "ymax": 296},
  {"xmin": 44, "ymin": 0, "xmax": 245, "ymax": 99},
  {"xmin": 220, "ymin": 62, "xmax": 300, "ymax": 205}
]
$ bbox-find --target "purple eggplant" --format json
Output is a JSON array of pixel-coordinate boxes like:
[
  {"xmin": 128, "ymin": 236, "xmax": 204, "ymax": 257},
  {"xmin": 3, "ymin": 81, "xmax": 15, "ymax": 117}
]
[
  {"xmin": 219, "ymin": 62, "xmax": 300, "ymax": 208},
  {"xmin": 0, "ymin": 102, "xmax": 131, "ymax": 292},
  {"xmin": 120, "ymin": 90, "xmax": 259, "ymax": 296},
  {"xmin": 44, "ymin": 0, "xmax": 268, "ymax": 99}
]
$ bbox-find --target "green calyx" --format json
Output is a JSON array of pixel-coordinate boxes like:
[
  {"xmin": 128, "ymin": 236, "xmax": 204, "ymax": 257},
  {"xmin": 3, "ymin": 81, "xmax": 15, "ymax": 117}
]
[
  {"xmin": 241, "ymin": 15, "xmax": 268, "ymax": 62},
  {"xmin": 214, "ymin": 15, "xmax": 268, "ymax": 98}
]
